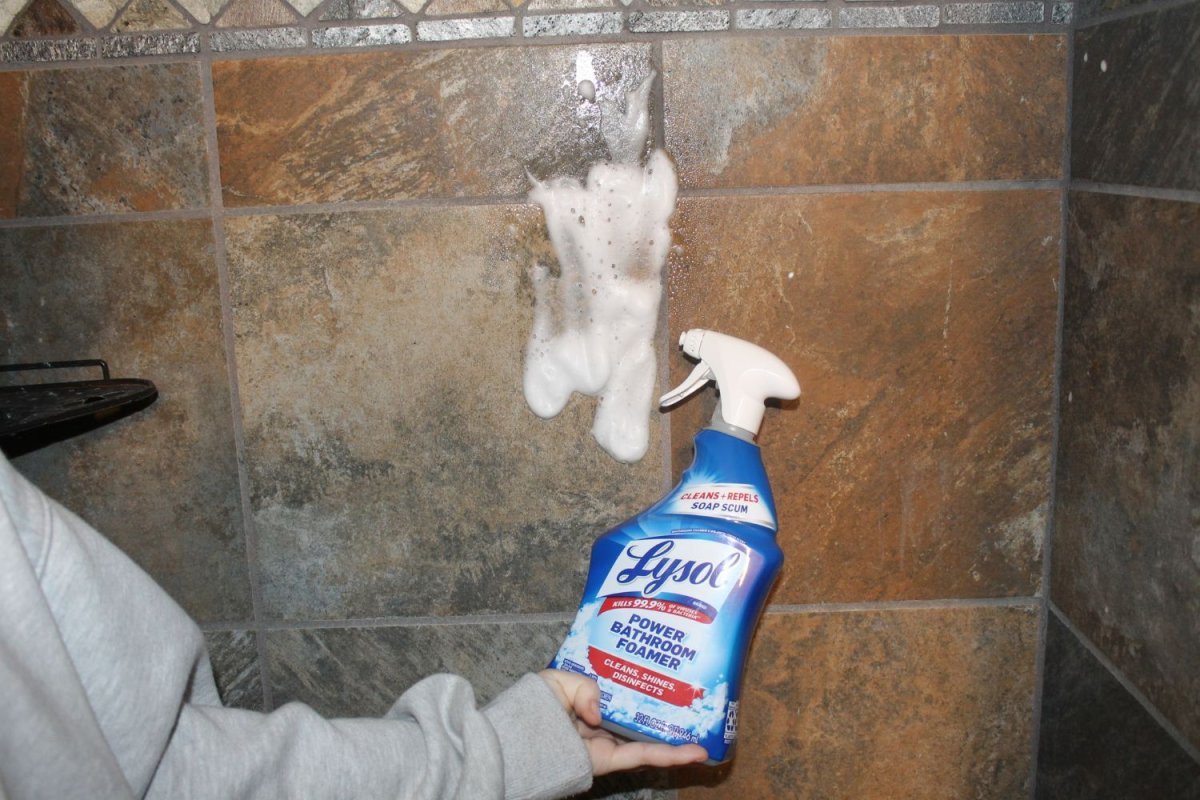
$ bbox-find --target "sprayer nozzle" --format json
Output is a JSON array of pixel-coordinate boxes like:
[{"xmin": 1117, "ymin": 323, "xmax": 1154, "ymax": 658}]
[{"xmin": 660, "ymin": 329, "xmax": 800, "ymax": 436}]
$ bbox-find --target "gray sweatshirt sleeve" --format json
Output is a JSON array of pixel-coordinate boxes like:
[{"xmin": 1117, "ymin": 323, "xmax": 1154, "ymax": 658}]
[{"xmin": 0, "ymin": 453, "xmax": 592, "ymax": 800}]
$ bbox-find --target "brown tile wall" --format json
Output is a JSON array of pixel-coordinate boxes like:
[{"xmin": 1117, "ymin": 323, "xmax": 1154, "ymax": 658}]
[{"xmin": 1, "ymin": 29, "xmax": 1069, "ymax": 799}]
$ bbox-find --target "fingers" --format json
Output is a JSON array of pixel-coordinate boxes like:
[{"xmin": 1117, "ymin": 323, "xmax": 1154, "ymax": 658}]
[
  {"xmin": 540, "ymin": 670, "xmax": 709, "ymax": 776},
  {"xmin": 589, "ymin": 739, "xmax": 708, "ymax": 776}
]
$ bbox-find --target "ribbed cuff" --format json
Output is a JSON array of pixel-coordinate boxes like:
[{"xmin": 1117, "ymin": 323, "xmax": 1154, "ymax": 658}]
[{"xmin": 483, "ymin": 673, "xmax": 593, "ymax": 800}]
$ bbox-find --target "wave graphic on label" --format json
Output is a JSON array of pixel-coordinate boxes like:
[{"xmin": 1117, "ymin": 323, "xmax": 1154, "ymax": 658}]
[{"xmin": 662, "ymin": 483, "xmax": 776, "ymax": 530}]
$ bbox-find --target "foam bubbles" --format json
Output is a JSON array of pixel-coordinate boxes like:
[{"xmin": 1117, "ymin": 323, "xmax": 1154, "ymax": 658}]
[{"xmin": 524, "ymin": 73, "xmax": 678, "ymax": 463}]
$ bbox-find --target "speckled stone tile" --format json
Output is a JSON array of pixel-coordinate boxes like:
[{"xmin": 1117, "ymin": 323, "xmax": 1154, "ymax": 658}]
[
  {"xmin": 269, "ymin": 621, "xmax": 670, "ymax": 799},
  {"xmin": 205, "ymin": 630, "xmax": 264, "ymax": 711},
  {"xmin": 0, "ymin": 36, "xmax": 97, "ymax": 59},
  {"xmin": 1072, "ymin": 3, "xmax": 1200, "ymax": 191},
  {"xmin": 667, "ymin": 190, "xmax": 1059, "ymax": 603},
  {"xmin": 209, "ymin": 26, "xmax": 305, "ymax": 49},
  {"xmin": 0, "ymin": 64, "xmax": 208, "ymax": 217},
  {"xmin": 0, "ymin": 220, "xmax": 252, "ymax": 622},
  {"xmin": 1052, "ymin": 191, "xmax": 1200, "ymax": 747},
  {"xmin": 662, "ymin": 36, "xmax": 1066, "ymax": 188},
  {"xmin": 1036, "ymin": 614, "xmax": 1200, "ymax": 800},
  {"xmin": 226, "ymin": 206, "xmax": 667, "ymax": 621},
  {"xmin": 100, "ymin": 30, "xmax": 199, "ymax": 56},
  {"xmin": 5, "ymin": 0, "xmax": 81, "ymax": 36},
  {"xmin": 213, "ymin": 44, "xmax": 653, "ymax": 207},
  {"xmin": 675, "ymin": 605, "xmax": 1039, "ymax": 799},
  {"xmin": 318, "ymin": 0, "xmax": 405, "ymax": 19}
]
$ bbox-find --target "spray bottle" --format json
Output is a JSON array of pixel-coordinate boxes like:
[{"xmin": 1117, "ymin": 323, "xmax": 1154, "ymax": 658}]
[{"xmin": 550, "ymin": 329, "xmax": 800, "ymax": 763}]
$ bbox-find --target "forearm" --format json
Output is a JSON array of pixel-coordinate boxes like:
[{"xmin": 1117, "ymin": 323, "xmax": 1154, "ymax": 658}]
[{"xmin": 147, "ymin": 673, "xmax": 592, "ymax": 800}]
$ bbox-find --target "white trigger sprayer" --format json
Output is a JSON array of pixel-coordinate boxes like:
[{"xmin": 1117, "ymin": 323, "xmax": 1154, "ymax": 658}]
[{"xmin": 660, "ymin": 329, "xmax": 801, "ymax": 441}]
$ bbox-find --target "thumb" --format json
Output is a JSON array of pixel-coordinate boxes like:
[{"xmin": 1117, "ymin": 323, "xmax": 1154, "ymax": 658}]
[{"xmin": 539, "ymin": 669, "xmax": 602, "ymax": 726}]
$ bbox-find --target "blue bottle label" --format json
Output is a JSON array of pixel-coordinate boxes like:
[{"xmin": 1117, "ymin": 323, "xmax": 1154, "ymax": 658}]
[{"xmin": 551, "ymin": 430, "xmax": 782, "ymax": 762}]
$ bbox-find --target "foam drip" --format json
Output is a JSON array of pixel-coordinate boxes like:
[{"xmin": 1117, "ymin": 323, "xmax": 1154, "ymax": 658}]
[{"xmin": 523, "ymin": 72, "xmax": 678, "ymax": 463}]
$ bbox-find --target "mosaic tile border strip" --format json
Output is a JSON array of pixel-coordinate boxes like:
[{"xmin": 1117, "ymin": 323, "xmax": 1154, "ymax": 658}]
[{"xmin": 2, "ymin": 0, "xmax": 1074, "ymax": 61}]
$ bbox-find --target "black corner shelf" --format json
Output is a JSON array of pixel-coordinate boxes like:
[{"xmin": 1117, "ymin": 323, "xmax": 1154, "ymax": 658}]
[{"xmin": 0, "ymin": 360, "xmax": 158, "ymax": 457}]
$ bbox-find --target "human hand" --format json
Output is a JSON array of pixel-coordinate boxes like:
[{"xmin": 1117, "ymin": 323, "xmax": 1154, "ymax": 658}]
[{"xmin": 538, "ymin": 669, "xmax": 709, "ymax": 776}]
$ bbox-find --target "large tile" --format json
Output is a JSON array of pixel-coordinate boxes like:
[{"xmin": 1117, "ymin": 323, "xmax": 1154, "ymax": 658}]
[
  {"xmin": 1036, "ymin": 614, "xmax": 1200, "ymax": 800},
  {"xmin": 205, "ymin": 629, "xmax": 264, "ymax": 711},
  {"xmin": 1074, "ymin": 0, "xmax": 1155, "ymax": 22},
  {"xmin": 667, "ymin": 190, "xmax": 1059, "ymax": 603},
  {"xmin": 268, "ymin": 620, "xmax": 671, "ymax": 800},
  {"xmin": 676, "ymin": 604, "xmax": 1040, "ymax": 799},
  {"xmin": 213, "ymin": 44, "xmax": 653, "ymax": 207},
  {"xmin": 268, "ymin": 620, "xmax": 569, "ymax": 716},
  {"xmin": 662, "ymin": 36, "xmax": 1066, "ymax": 189},
  {"xmin": 1072, "ymin": 3, "xmax": 1200, "ymax": 191},
  {"xmin": 1052, "ymin": 191, "xmax": 1200, "ymax": 746},
  {"xmin": 0, "ymin": 220, "xmax": 252, "ymax": 622},
  {"xmin": 5, "ymin": 0, "xmax": 84, "ymax": 37},
  {"xmin": 0, "ymin": 63, "xmax": 209, "ymax": 217},
  {"xmin": 226, "ymin": 206, "xmax": 667, "ymax": 621}
]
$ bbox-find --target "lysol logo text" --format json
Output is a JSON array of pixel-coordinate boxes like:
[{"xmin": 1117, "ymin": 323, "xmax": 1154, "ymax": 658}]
[{"xmin": 598, "ymin": 536, "xmax": 749, "ymax": 609}]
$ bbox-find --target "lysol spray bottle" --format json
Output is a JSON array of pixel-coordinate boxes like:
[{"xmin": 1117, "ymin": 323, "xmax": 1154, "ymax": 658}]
[{"xmin": 550, "ymin": 329, "xmax": 800, "ymax": 763}]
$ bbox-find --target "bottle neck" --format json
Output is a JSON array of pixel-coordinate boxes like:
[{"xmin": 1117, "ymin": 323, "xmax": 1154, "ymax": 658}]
[
  {"xmin": 708, "ymin": 401, "xmax": 757, "ymax": 443},
  {"xmin": 674, "ymin": 426, "xmax": 778, "ymax": 533}
]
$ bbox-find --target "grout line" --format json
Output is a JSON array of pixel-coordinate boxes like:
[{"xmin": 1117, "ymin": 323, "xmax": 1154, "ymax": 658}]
[
  {"xmin": 1073, "ymin": 0, "xmax": 1199, "ymax": 28},
  {"xmin": 222, "ymin": 193, "xmax": 533, "ymax": 218},
  {"xmin": 1048, "ymin": 603, "xmax": 1200, "ymax": 765},
  {"xmin": 680, "ymin": 179, "xmax": 1063, "ymax": 198},
  {"xmin": 0, "ymin": 53, "xmax": 195, "ymax": 72},
  {"xmin": 0, "ymin": 207, "xmax": 211, "ymax": 229},
  {"xmin": 261, "ymin": 611, "xmax": 577, "ymax": 630},
  {"xmin": 653, "ymin": 38, "xmax": 675, "ymax": 497},
  {"xmin": 0, "ymin": 180, "xmax": 1068, "ymax": 233},
  {"xmin": 765, "ymin": 596, "xmax": 1041, "ymax": 614},
  {"xmin": 1028, "ymin": 26, "xmax": 1075, "ymax": 796},
  {"xmin": 1070, "ymin": 180, "xmax": 1200, "ymax": 204},
  {"xmin": 163, "ymin": 179, "xmax": 1074, "ymax": 218},
  {"xmin": 198, "ymin": 620, "xmax": 258, "ymax": 632},
  {"xmin": 198, "ymin": 54, "xmax": 275, "ymax": 711},
  {"xmin": 241, "ymin": 596, "xmax": 1042, "ymax": 631}
]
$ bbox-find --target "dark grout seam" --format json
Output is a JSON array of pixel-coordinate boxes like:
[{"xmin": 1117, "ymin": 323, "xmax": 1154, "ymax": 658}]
[
  {"xmin": 680, "ymin": 179, "xmax": 1062, "ymax": 197},
  {"xmin": 260, "ymin": 611, "xmax": 578, "ymax": 631},
  {"xmin": 766, "ymin": 596, "xmax": 1041, "ymax": 614},
  {"xmin": 1048, "ymin": 602, "xmax": 1200, "ymax": 765},
  {"xmin": 221, "ymin": 194, "xmax": 533, "ymax": 217},
  {"xmin": 198, "ymin": 53, "xmax": 275, "ymax": 711},
  {"xmin": 1070, "ymin": 180, "xmax": 1200, "ymax": 204},
  {"xmin": 1028, "ymin": 22, "xmax": 1075, "ymax": 796},
  {"xmin": 651, "ymin": 37, "xmax": 675, "ymax": 499},
  {"xmin": 201, "ymin": 595, "xmax": 1043, "ymax": 633},
  {"xmin": 0, "ymin": 180, "xmax": 1068, "ymax": 233},
  {"xmin": 0, "ymin": 207, "xmax": 211, "ymax": 229}
]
